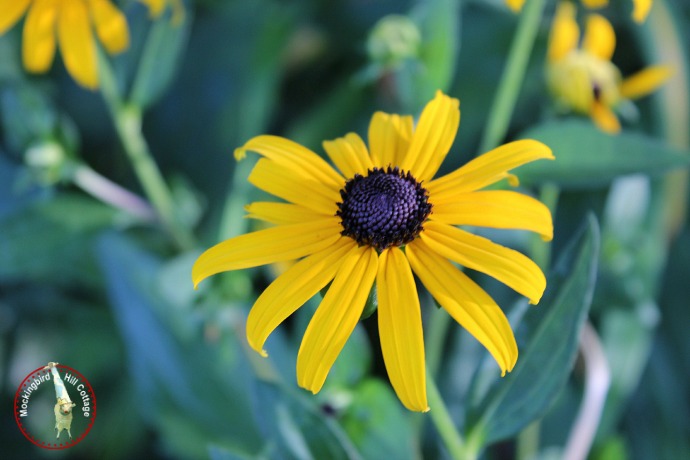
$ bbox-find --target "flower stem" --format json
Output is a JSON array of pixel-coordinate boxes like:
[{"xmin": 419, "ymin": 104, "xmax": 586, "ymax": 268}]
[
  {"xmin": 478, "ymin": 0, "xmax": 547, "ymax": 153},
  {"xmin": 426, "ymin": 367, "xmax": 476, "ymax": 460},
  {"xmin": 97, "ymin": 50, "xmax": 195, "ymax": 250}
]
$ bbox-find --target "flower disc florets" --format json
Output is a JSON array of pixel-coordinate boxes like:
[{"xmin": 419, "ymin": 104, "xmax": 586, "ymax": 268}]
[{"xmin": 337, "ymin": 167, "xmax": 432, "ymax": 251}]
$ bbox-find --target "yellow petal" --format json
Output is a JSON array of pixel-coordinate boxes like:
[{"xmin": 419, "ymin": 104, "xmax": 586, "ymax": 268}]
[
  {"xmin": 548, "ymin": 2, "xmax": 580, "ymax": 62},
  {"xmin": 248, "ymin": 158, "xmax": 341, "ymax": 215},
  {"xmin": 57, "ymin": 0, "xmax": 98, "ymax": 89},
  {"xmin": 297, "ymin": 245, "xmax": 378, "ymax": 393},
  {"xmin": 88, "ymin": 0, "xmax": 130, "ymax": 54},
  {"xmin": 0, "ymin": 0, "xmax": 30, "ymax": 35},
  {"xmin": 505, "ymin": 0, "xmax": 525, "ymax": 12},
  {"xmin": 22, "ymin": 0, "xmax": 58, "ymax": 74},
  {"xmin": 245, "ymin": 202, "xmax": 327, "ymax": 225},
  {"xmin": 236, "ymin": 135, "xmax": 344, "ymax": 190},
  {"xmin": 406, "ymin": 239, "xmax": 518, "ymax": 375},
  {"xmin": 246, "ymin": 238, "xmax": 356, "ymax": 356},
  {"xmin": 192, "ymin": 218, "xmax": 342, "ymax": 288},
  {"xmin": 377, "ymin": 247, "xmax": 428, "ymax": 412},
  {"xmin": 590, "ymin": 100, "xmax": 620, "ymax": 134},
  {"xmin": 581, "ymin": 0, "xmax": 608, "ymax": 7},
  {"xmin": 323, "ymin": 133, "xmax": 374, "ymax": 178},
  {"xmin": 430, "ymin": 190, "xmax": 554, "ymax": 241},
  {"xmin": 400, "ymin": 90, "xmax": 460, "ymax": 182},
  {"xmin": 619, "ymin": 65, "xmax": 672, "ymax": 100},
  {"xmin": 368, "ymin": 112, "xmax": 413, "ymax": 168},
  {"xmin": 427, "ymin": 140, "xmax": 554, "ymax": 197},
  {"xmin": 139, "ymin": 0, "xmax": 165, "ymax": 17},
  {"xmin": 420, "ymin": 221, "xmax": 547, "ymax": 304},
  {"xmin": 583, "ymin": 14, "xmax": 615, "ymax": 61},
  {"xmin": 632, "ymin": 0, "xmax": 652, "ymax": 23}
]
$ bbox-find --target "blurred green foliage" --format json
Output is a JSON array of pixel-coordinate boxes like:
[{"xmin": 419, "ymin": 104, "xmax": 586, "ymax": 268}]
[{"xmin": 1, "ymin": 0, "xmax": 689, "ymax": 459}]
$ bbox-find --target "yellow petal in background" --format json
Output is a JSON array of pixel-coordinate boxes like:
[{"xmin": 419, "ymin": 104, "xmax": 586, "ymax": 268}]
[
  {"xmin": 590, "ymin": 100, "xmax": 621, "ymax": 134},
  {"xmin": 57, "ymin": 0, "xmax": 98, "ymax": 89},
  {"xmin": 632, "ymin": 0, "xmax": 652, "ymax": 23},
  {"xmin": 619, "ymin": 65, "xmax": 672, "ymax": 100},
  {"xmin": 89, "ymin": 0, "xmax": 130, "ymax": 54},
  {"xmin": 246, "ymin": 238, "xmax": 356, "ymax": 356},
  {"xmin": 377, "ymin": 247, "xmax": 428, "ymax": 412},
  {"xmin": 192, "ymin": 218, "xmax": 342, "ymax": 288},
  {"xmin": 406, "ymin": 239, "xmax": 518, "ymax": 375},
  {"xmin": 428, "ymin": 140, "xmax": 553, "ymax": 197},
  {"xmin": 583, "ymin": 14, "xmax": 616, "ymax": 61},
  {"xmin": 505, "ymin": 0, "xmax": 525, "ymax": 12},
  {"xmin": 22, "ymin": 0, "xmax": 59, "ymax": 74},
  {"xmin": 297, "ymin": 245, "xmax": 378, "ymax": 394},
  {"xmin": 236, "ymin": 135, "xmax": 344, "ymax": 189},
  {"xmin": 248, "ymin": 158, "xmax": 341, "ymax": 215},
  {"xmin": 581, "ymin": 0, "xmax": 609, "ymax": 9},
  {"xmin": 139, "ymin": 0, "xmax": 165, "ymax": 17},
  {"xmin": 430, "ymin": 190, "xmax": 554, "ymax": 241},
  {"xmin": 323, "ymin": 132, "xmax": 374, "ymax": 178},
  {"xmin": 421, "ymin": 221, "xmax": 547, "ymax": 304},
  {"xmin": 400, "ymin": 90, "xmax": 460, "ymax": 182},
  {"xmin": 548, "ymin": 2, "xmax": 580, "ymax": 62},
  {"xmin": 368, "ymin": 112, "xmax": 413, "ymax": 169},
  {"xmin": 0, "ymin": 0, "xmax": 30, "ymax": 35},
  {"xmin": 245, "ymin": 202, "xmax": 327, "ymax": 225}
]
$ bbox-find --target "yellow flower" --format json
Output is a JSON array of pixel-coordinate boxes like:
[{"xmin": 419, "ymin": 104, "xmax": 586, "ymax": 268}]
[
  {"xmin": 0, "ymin": 0, "xmax": 130, "ymax": 90},
  {"xmin": 546, "ymin": 2, "xmax": 671, "ymax": 133},
  {"xmin": 139, "ymin": 0, "xmax": 185, "ymax": 25},
  {"xmin": 192, "ymin": 91, "xmax": 554, "ymax": 412},
  {"xmin": 507, "ymin": 0, "xmax": 652, "ymax": 23}
]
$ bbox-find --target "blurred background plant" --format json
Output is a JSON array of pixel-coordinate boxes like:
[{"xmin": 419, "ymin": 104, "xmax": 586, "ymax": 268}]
[{"xmin": 1, "ymin": 0, "xmax": 689, "ymax": 459}]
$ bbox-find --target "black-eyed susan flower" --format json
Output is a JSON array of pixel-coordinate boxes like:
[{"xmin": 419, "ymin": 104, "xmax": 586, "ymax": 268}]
[
  {"xmin": 192, "ymin": 91, "xmax": 554, "ymax": 412},
  {"xmin": 0, "ymin": 0, "xmax": 130, "ymax": 90},
  {"xmin": 546, "ymin": 2, "xmax": 671, "ymax": 133},
  {"xmin": 507, "ymin": 0, "xmax": 652, "ymax": 23}
]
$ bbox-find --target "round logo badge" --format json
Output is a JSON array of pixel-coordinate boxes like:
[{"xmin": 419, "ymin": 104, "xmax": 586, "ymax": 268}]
[{"xmin": 14, "ymin": 363, "xmax": 96, "ymax": 449}]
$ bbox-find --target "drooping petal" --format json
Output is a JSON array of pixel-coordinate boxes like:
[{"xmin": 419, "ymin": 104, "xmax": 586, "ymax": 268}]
[
  {"xmin": 548, "ymin": 1, "xmax": 580, "ymax": 62},
  {"xmin": 297, "ymin": 245, "xmax": 378, "ymax": 393},
  {"xmin": 590, "ymin": 100, "xmax": 621, "ymax": 134},
  {"xmin": 245, "ymin": 202, "xmax": 328, "ymax": 225},
  {"xmin": 406, "ymin": 239, "xmax": 518, "ymax": 375},
  {"xmin": 619, "ymin": 65, "xmax": 672, "ymax": 100},
  {"xmin": 377, "ymin": 247, "xmax": 428, "ymax": 412},
  {"xmin": 57, "ymin": 0, "xmax": 98, "ymax": 89},
  {"xmin": 400, "ymin": 91, "xmax": 460, "ymax": 182},
  {"xmin": 583, "ymin": 14, "xmax": 616, "ymax": 61},
  {"xmin": 430, "ymin": 190, "xmax": 553, "ymax": 241},
  {"xmin": 22, "ymin": 0, "xmax": 59, "ymax": 74},
  {"xmin": 323, "ymin": 132, "xmax": 374, "ymax": 178},
  {"xmin": 420, "ymin": 221, "xmax": 547, "ymax": 304},
  {"xmin": 192, "ymin": 218, "xmax": 342, "ymax": 288},
  {"xmin": 632, "ymin": 0, "xmax": 652, "ymax": 23},
  {"xmin": 246, "ymin": 238, "xmax": 356, "ymax": 356},
  {"xmin": 427, "ymin": 140, "xmax": 553, "ymax": 197},
  {"xmin": 368, "ymin": 112, "xmax": 413, "ymax": 168},
  {"xmin": 88, "ymin": 0, "xmax": 130, "ymax": 54},
  {"xmin": 0, "ymin": 0, "xmax": 30, "ymax": 35},
  {"xmin": 248, "ymin": 158, "xmax": 341, "ymax": 215},
  {"xmin": 236, "ymin": 135, "xmax": 344, "ymax": 190}
]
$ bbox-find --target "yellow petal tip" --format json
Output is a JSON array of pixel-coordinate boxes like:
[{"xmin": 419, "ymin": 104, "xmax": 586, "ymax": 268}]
[{"xmin": 234, "ymin": 147, "xmax": 247, "ymax": 161}]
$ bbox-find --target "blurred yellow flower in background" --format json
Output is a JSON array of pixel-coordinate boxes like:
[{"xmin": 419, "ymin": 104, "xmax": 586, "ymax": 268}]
[
  {"xmin": 546, "ymin": 2, "xmax": 671, "ymax": 133},
  {"xmin": 0, "ymin": 0, "xmax": 130, "ymax": 90},
  {"xmin": 507, "ymin": 0, "xmax": 651, "ymax": 23},
  {"xmin": 193, "ymin": 91, "xmax": 554, "ymax": 412},
  {"xmin": 139, "ymin": 0, "xmax": 185, "ymax": 25}
]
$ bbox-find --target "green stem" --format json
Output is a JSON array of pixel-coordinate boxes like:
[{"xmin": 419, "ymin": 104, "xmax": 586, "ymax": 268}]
[
  {"xmin": 530, "ymin": 182, "xmax": 560, "ymax": 271},
  {"xmin": 217, "ymin": 155, "xmax": 257, "ymax": 241},
  {"xmin": 426, "ymin": 367, "xmax": 476, "ymax": 460},
  {"xmin": 478, "ymin": 0, "xmax": 547, "ymax": 153},
  {"xmin": 516, "ymin": 420, "xmax": 541, "ymax": 460},
  {"xmin": 98, "ymin": 50, "xmax": 195, "ymax": 250}
]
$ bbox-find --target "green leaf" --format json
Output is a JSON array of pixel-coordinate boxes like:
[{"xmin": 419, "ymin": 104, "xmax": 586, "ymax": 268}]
[
  {"xmin": 516, "ymin": 120, "xmax": 690, "ymax": 188},
  {"xmin": 468, "ymin": 214, "xmax": 600, "ymax": 445}
]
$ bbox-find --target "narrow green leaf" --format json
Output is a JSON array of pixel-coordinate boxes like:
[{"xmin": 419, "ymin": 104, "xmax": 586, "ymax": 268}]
[
  {"xmin": 469, "ymin": 214, "xmax": 600, "ymax": 444},
  {"xmin": 516, "ymin": 120, "xmax": 690, "ymax": 188}
]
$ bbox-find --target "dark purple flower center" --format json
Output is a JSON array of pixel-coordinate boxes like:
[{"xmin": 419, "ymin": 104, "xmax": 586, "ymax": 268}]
[{"xmin": 336, "ymin": 167, "xmax": 432, "ymax": 250}]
